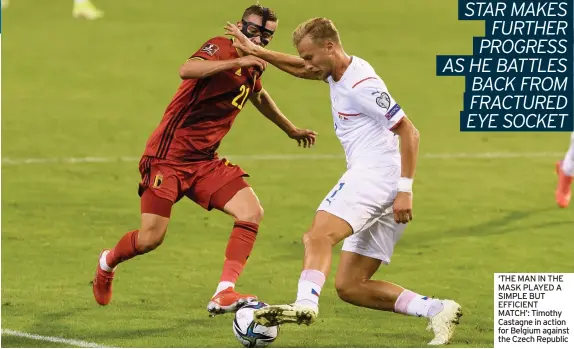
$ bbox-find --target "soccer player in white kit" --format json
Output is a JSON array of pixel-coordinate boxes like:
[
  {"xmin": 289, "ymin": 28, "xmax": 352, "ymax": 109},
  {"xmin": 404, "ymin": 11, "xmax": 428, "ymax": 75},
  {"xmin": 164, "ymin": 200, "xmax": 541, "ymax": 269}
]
[
  {"xmin": 555, "ymin": 133, "xmax": 574, "ymax": 208},
  {"xmin": 226, "ymin": 18, "xmax": 462, "ymax": 345}
]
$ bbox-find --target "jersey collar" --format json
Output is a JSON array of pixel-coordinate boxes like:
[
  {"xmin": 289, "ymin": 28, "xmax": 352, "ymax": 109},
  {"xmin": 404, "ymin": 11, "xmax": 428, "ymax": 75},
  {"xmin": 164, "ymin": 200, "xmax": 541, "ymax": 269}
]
[{"xmin": 332, "ymin": 56, "xmax": 355, "ymax": 85}]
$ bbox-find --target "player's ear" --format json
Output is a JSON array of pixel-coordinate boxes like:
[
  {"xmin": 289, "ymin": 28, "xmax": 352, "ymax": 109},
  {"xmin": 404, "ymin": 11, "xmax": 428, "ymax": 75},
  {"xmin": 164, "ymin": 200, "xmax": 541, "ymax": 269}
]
[
  {"xmin": 325, "ymin": 40, "xmax": 334, "ymax": 53},
  {"xmin": 237, "ymin": 20, "xmax": 243, "ymax": 30},
  {"xmin": 268, "ymin": 20, "xmax": 279, "ymax": 32}
]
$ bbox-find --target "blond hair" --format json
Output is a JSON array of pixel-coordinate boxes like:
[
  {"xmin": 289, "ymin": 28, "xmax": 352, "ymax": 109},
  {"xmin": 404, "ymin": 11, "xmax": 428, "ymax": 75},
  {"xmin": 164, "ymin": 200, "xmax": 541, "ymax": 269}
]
[{"xmin": 292, "ymin": 17, "xmax": 340, "ymax": 46}]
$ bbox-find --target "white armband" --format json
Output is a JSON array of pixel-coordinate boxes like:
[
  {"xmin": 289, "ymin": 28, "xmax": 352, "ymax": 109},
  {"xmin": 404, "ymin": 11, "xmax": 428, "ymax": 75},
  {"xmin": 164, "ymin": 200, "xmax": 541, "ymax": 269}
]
[{"xmin": 397, "ymin": 177, "xmax": 413, "ymax": 193}]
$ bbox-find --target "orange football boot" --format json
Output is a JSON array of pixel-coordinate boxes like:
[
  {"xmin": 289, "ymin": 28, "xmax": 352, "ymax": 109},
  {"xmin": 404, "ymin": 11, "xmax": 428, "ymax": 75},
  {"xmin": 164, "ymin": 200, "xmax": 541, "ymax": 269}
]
[
  {"xmin": 555, "ymin": 161, "xmax": 572, "ymax": 208},
  {"xmin": 92, "ymin": 250, "xmax": 115, "ymax": 305},
  {"xmin": 207, "ymin": 287, "xmax": 257, "ymax": 315}
]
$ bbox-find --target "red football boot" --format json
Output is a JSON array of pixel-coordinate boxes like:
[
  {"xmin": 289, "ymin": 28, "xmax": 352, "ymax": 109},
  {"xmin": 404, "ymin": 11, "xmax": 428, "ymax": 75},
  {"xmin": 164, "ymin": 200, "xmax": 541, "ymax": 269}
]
[
  {"xmin": 555, "ymin": 161, "xmax": 572, "ymax": 208},
  {"xmin": 92, "ymin": 250, "xmax": 115, "ymax": 305},
  {"xmin": 207, "ymin": 287, "xmax": 257, "ymax": 315}
]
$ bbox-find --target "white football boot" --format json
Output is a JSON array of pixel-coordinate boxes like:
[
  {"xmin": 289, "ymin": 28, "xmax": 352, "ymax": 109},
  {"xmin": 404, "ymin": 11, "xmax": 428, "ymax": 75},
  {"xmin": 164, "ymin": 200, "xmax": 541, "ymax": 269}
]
[
  {"xmin": 254, "ymin": 303, "xmax": 318, "ymax": 327},
  {"xmin": 426, "ymin": 300, "xmax": 463, "ymax": 345}
]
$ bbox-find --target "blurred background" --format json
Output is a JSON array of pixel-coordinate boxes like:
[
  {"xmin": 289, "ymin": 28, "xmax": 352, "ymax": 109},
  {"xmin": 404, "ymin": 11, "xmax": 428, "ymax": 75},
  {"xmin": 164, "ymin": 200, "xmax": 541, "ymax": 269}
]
[{"xmin": 1, "ymin": 0, "xmax": 572, "ymax": 347}]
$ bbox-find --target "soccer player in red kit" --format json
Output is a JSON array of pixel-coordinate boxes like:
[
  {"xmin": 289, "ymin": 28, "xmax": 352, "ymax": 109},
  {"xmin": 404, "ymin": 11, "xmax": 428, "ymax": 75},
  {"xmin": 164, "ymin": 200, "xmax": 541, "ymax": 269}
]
[{"xmin": 92, "ymin": 4, "xmax": 317, "ymax": 315}]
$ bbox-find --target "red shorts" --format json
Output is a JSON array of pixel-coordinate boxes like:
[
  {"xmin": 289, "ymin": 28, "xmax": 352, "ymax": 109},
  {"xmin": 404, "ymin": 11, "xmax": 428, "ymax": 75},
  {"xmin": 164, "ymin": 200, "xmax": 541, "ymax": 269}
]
[{"xmin": 138, "ymin": 156, "xmax": 249, "ymax": 216}]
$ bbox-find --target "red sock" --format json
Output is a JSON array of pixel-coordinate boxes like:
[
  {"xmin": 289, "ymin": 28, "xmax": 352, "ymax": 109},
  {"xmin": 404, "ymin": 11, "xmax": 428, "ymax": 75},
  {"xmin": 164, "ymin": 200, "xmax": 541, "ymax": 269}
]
[
  {"xmin": 105, "ymin": 230, "xmax": 142, "ymax": 269},
  {"xmin": 219, "ymin": 221, "xmax": 258, "ymax": 283}
]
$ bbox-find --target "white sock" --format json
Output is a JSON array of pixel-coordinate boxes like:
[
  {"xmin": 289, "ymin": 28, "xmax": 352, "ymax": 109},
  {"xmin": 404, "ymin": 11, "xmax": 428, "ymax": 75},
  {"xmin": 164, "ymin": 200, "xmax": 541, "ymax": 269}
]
[
  {"xmin": 99, "ymin": 251, "xmax": 114, "ymax": 272},
  {"xmin": 213, "ymin": 281, "xmax": 235, "ymax": 297},
  {"xmin": 407, "ymin": 296, "xmax": 444, "ymax": 318},
  {"xmin": 395, "ymin": 290, "xmax": 444, "ymax": 318},
  {"xmin": 294, "ymin": 270, "xmax": 325, "ymax": 310},
  {"xmin": 562, "ymin": 133, "xmax": 574, "ymax": 176}
]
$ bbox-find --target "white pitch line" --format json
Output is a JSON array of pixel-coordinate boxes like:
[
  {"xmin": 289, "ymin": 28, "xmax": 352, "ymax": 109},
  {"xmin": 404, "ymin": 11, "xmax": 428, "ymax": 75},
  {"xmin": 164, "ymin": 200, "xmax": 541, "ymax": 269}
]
[
  {"xmin": 422, "ymin": 151, "xmax": 564, "ymax": 159},
  {"xmin": 0, "ymin": 152, "xmax": 564, "ymax": 166},
  {"xmin": 1, "ymin": 329, "xmax": 110, "ymax": 348}
]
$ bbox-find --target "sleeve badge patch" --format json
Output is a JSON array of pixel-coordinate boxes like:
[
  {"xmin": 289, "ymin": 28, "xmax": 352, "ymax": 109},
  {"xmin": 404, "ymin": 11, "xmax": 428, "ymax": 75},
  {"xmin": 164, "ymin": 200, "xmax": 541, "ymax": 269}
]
[
  {"xmin": 385, "ymin": 104, "xmax": 402, "ymax": 120},
  {"xmin": 375, "ymin": 91, "xmax": 391, "ymax": 112},
  {"xmin": 200, "ymin": 43, "xmax": 220, "ymax": 56}
]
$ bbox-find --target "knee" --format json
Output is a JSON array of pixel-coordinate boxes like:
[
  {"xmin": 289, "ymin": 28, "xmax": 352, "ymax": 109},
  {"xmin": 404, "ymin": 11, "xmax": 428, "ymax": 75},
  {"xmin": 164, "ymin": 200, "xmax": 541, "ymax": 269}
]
[
  {"xmin": 302, "ymin": 229, "xmax": 339, "ymax": 248},
  {"xmin": 235, "ymin": 205, "xmax": 264, "ymax": 224},
  {"xmin": 334, "ymin": 278, "xmax": 359, "ymax": 304},
  {"xmin": 138, "ymin": 225, "xmax": 167, "ymax": 252}
]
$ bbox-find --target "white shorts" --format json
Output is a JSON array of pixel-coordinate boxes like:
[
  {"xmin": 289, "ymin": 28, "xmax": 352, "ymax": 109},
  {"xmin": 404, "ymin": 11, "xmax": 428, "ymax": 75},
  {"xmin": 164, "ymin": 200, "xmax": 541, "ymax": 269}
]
[{"xmin": 317, "ymin": 166, "xmax": 407, "ymax": 264}]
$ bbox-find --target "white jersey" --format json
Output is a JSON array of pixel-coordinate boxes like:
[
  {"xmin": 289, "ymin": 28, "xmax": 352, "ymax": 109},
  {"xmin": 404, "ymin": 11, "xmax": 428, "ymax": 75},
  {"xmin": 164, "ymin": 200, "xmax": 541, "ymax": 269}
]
[{"xmin": 327, "ymin": 56, "xmax": 406, "ymax": 169}]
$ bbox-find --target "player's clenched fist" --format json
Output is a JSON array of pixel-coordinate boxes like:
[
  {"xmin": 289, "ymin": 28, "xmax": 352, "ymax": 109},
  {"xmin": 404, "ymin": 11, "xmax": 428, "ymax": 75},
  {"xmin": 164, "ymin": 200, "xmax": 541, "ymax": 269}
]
[
  {"xmin": 236, "ymin": 55, "xmax": 267, "ymax": 71},
  {"xmin": 393, "ymin": 192, "xmax": 413, "ymax": 224}
]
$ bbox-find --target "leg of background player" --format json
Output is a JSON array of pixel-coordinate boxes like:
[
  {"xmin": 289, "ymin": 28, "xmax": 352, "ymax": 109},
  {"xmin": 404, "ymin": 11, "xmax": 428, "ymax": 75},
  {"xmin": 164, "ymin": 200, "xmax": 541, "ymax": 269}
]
[
  {"xmin": 92, "ymin": 190, "xmax": 172, "ymax": 306},
  {"xmin": 207, "ymin": 184, "xmax": 263, "ymax": 314},
  {"xmin": 555, "ymin": 132, "xmax": 574, "ymax": 208},
  {"xmin": 73, "ymin": 0, "xmax": 103, "ymax": 20}
]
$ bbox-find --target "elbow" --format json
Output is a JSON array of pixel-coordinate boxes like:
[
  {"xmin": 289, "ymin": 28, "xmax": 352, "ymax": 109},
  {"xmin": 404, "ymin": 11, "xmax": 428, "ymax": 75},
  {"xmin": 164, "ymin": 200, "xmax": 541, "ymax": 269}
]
[
  {"xmin": 179, "ymin": 67, "xmax": 195, "ymax": 80},
  {"xmin": 178, "ymin": 66, "xmax": 190, "ymax": 79},
  {"xmin": 394, "ymin": 117, "xmax": 420, "ymax": 144},
  {"xmin": 409, "ymin": 125, "xmax": 420, "ymax": 149},
  {"xmin": 412, "ymin": 125, "xmax": 420, "ymax": 142},
  {"xmin": 179, "ymin": 66, "xmax": 186, "ymax": 80}
]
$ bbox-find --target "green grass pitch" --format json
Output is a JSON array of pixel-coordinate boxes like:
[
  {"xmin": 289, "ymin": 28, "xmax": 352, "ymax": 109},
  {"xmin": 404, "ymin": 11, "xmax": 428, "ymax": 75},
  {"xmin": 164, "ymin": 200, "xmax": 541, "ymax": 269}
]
[{"xmin": 1, "ymin": 0, "xmax": 573, "ymax": 347}]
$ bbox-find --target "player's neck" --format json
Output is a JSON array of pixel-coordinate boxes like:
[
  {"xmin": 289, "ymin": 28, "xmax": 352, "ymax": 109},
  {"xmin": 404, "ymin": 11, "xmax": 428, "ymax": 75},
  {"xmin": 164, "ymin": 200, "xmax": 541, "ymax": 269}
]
[{"xmin": 331, "ymin": 50, "xmax": 352, "ymax": 82}]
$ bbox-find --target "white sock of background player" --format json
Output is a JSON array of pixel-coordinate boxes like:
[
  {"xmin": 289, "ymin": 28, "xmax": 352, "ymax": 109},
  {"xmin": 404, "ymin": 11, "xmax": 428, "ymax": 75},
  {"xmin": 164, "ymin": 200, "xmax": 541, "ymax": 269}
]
[{"xmin": 562, "ymin": 132, "xmax": 574, "ymax": 177}]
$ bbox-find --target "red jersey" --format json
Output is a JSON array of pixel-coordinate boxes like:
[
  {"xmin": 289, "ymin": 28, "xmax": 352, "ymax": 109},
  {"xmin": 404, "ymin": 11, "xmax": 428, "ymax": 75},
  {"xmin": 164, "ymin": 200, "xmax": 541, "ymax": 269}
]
[{"xmin": 143, "ymin": 36, "xmax": 263, "ymax": 161}]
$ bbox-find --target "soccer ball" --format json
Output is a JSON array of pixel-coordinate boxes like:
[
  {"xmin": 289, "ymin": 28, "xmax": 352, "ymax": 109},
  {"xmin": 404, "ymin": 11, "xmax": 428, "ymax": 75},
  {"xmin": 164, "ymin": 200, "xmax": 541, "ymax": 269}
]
[{"xmin": 232, "ymin": 301, "xmax": 279, "ymax": 348}]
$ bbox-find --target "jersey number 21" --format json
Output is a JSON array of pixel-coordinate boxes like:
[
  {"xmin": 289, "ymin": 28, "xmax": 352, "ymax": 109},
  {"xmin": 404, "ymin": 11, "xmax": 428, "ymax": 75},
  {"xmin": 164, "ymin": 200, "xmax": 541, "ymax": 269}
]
[{"xmin": 232, "ymin": 85, "xmax": 250, "ymax": 110}]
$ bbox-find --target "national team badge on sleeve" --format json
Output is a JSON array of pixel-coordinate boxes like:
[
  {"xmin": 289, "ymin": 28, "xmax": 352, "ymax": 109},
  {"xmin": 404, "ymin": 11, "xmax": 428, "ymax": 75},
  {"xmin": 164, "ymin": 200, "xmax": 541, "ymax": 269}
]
[
  {"xmin": 375, "ymin": 91, "xmax": 391, "ymax": 112},
  {"xmin": 200, "ymin": 43, "xmax": 220, "ymax": 56}
]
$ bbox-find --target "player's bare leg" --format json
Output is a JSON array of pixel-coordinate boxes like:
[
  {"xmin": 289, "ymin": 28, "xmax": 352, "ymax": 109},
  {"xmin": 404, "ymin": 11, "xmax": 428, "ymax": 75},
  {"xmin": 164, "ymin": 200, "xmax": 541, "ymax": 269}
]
[
  {"xmin": 254, "ymin": 211, "xmax": 352, "ymax": 326},
  {"xmin": 93, "ymin": 191, "xmax": 172, "ymax": 305},
  {"xmin": 335, "ymin": 251, "xmax": 462, "ymax": 345},
  {"xmin": 335, "ymin": 252, "xmax": 402, "ymax": 311},
  {"xmin": 555, "ymin": 132, "xmax": 574, "ymax": 208},
  {"xmin": 207, "ymin": 184, "xmax": 262, "ymax": 315}
]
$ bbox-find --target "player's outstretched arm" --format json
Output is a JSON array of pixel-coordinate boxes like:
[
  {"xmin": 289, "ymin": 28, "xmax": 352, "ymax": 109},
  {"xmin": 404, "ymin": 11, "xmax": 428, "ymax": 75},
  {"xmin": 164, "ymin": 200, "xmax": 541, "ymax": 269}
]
[
  {"xmin": 391, "ymin": 117, "xmax": 420, "ymax": 223},
  {"xmin": 249, "ymin": 89, "xmax": 317, "ymax": 147},
  {"xmin": 179, "ymin": 56, "xmax": 266, "ymax": 80},
  {"xmin": 255, "ymin": 49, "xmax": 320, "ymax": 80},
  {"xmin": 225, "ymin": 22, "xmax": 321, "ymax": 80}
]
